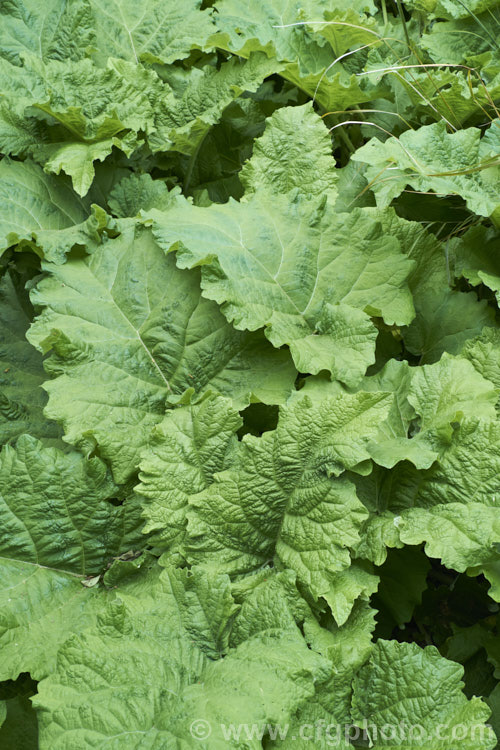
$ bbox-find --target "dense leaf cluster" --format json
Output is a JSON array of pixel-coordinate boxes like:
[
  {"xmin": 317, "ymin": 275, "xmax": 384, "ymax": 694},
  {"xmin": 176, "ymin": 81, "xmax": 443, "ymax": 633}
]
[{"xmin": 1, "ymin": 0, "xmax": 500, "ymax": 747}]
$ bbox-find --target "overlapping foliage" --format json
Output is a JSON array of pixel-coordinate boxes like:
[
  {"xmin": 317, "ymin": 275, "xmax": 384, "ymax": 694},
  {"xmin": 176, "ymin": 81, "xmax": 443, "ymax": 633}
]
[{"xmin": 2, "ymin": 0, "xmax": 500, "ymax": 747}]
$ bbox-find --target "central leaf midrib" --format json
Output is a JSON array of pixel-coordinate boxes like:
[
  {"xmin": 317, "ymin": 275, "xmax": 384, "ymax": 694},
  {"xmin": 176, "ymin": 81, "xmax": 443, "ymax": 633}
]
[
  {"xmin": 0, "ymin": 555, "xmax": 83, "ymax": 579},
  {"xmin": 91, "ymin": 264, "xmax": 172, "ymax": 392}
]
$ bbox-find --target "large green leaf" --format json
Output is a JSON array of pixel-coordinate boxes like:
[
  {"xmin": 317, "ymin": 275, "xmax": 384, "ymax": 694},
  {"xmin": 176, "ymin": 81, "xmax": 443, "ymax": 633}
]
[
  {"xmin": 210, "ymin": 0, "xmax": 333, "ymax": 61},
  {"xmin": 452, "ymin": 224, "xmax": 500, "ymax": 304},
  {"xmin": 174, "ymin": 96, "xmax": 271, "ymax": 203},
  {"xmin": 88, "ymin": 0, "xmax": 215, "ymax": 66},
  {"xmin": 229, "ymin": 568, "xmax": 312, "ymax": 647},
  {"xmin": 0, "ymin": 0, "xmax": 94, "ymax": 65},
  {"xmin": 398, "ymin": 502, "xmax": 500, "ymax": 575},
  {"xmin": 370, "ymin": 208, "xmax": 497, "ymax": 363},
  {"xmin": 407, "ymin": 354, "xmax": 497, "ymax": 439},
  {"xmin": 353, "ymin": 121, "xmax": 500, "ymax": 225},
  {"xmin": 138, "ymin": 384, "xmax": 393, "ymax": 617},
  {"xmin": 160, "ymin": 565, "xmax": 239, "ymax": 659},
  {"xmin": 460, "ymin": 327, "xmax": 500, "ymax": 392},
  {"xmin": 352, "ymin": 640, "xmax": 496, "ymax": 748},
  {"xmin": 421, "ymin": 14, "xmax": 498, "ymax": 64},
  {"xmin": 149, "ymin": 195, "xmax": 414, "ymax": 382},
  {"xmin": 0, "ymin": 435, "xmax": 131, "ymax": 680},
  {"xmin": 148, "ymin": 52, "xmax": 281, "ymax": 156},
  {"xmin": 404, "ymin": 0, "xmax": 500, "ymax": 20},
  {"xmin": 240, "ymin": 101, "xmax": 338, "ymax": 200},
  {"xmin": 33, "ymin": 568, "xmax": 328, "ymax": 749},
  {"xmin": 185, "ymin": 390, "xmax": 392, "ymax": 611},
  {"xmin": 108, "ymin": 173, "xmax": 173, "ymax": 218},
  {"xmin": 0, "ymin": 56, "xmax": 160, "ymax": 195},
  {"xmin": 28, "ymin": 222, "xmax": 296, "ymax": 482},
  {"xmin": 356, "ymin": 417, "xmax": 500, "ymax": 589},
  {"xmin": 353, "ymin": 353, "xmax": 500, "ymax": 569},
  {"xmin": 269, "ymin": 600, "xmax": 376, "ymax": 749},
  {"xmin": 0, "ymin": 159, "xmax": 99, "ymax": 263},
  {"xmin": 138, "ymin": 393, "xmax": 241, "ymax": 555}
]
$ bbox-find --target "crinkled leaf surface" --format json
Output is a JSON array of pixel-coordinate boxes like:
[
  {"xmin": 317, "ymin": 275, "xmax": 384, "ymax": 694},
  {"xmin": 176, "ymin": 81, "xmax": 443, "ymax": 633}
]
[
  {"xmin": 1, "ymin": 1, "xmax": 500, "ymax": 744},
  {"xmin": 399, "ymin": 503, "xmax": 500, "ymax": 576},
  {"xmin": 240, "ymin": 102, "xmax": 338, "ymax": 200},
  {"xmin": 352, "ymin": 640, "xmax": 496, "ymax": 748},
  {"xmin": 461, "ymin": 327, "xmax": 500, "ymax": 392},
  {"xmin": 185, "ymin": 390, "xmax": 392, "ymax": 604},
  {"xmin": 108, "ymin": 173, "xmax": 173, "ymax": 218},
  {"xmin": 149, "ymin": 194, "xmax": 414, "ymax": 380},
  {"xmin": 371, "ymin": 208, "xmax": 497, "ymax": 364},
  {"xmin": 138, "ymin": 384, "xmax": 393, "ymax": 615},
  {"xmin": 353, "ymin": 121, "xmax": 500, "ymax": 225},
  {"xmin": 404, "ymin": 0, "xmax": 499, "ymax": 20},
  {"xmin": 138, "ymin": 393, "xmax": 241, "ymax": 554},
  {"xmin": 0, "ymin": 159, "xmax": 97, "ymax": 263},
  {"xmin": 28, "ymin": 222, "xmax": 296, "ymax": 482},
  {"xmin": 0, "ymin": 0, "xmax": 94, "ymax": 65},
  {"xmin": 272, "ymin": 601, "xmax": 376, "ymax": 749},
  {"xmin": 149, "ymin": 53, "xmax": 281, "ymax": 156},
  {"xmin": 89, "ymin": 0, "xmax": 215, "ymax": 66},
  {"xmin": 452, "ymin": 224, "xmax": 500, "ymax": 304},
  {"xmin": 0, "ymin": 56, "xmax": 160, "ymax": 195},
  {"xmin": 408, "ymin": 354, "xmax": 498, "ymax": 439},
  {"xmin": 33, "ymin": 568, "xmax": 328, "ymax": 749},
  {"xmin": 0, "ymin": 435, "xmax": 130, "ymax": 680},
  {"xmin": 210, "ymin": 0, "xmax": 334, "ymax": 61},
  {"xmin": 352, "ymin": 351, "xmax": 500, "ymax": 568},
  {"xmin": 356, "ymin": 416, "xmax": 500, "ymax": 585}
]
